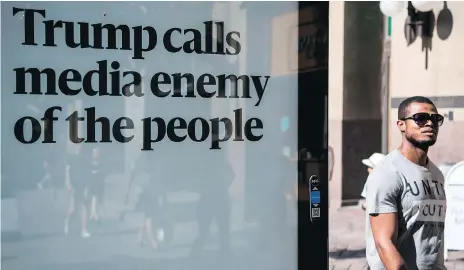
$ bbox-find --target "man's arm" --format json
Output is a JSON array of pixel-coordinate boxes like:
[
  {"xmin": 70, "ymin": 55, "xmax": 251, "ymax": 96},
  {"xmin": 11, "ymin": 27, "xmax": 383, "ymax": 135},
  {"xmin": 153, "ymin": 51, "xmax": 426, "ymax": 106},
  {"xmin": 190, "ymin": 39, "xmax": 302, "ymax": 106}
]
[
  {"xmin": 370, "ymin": 213, "xmax": 407, "ymax": 270},
  {"xmin": 366, "ymin": 168, "xmax": 407, "ymax": 270}
]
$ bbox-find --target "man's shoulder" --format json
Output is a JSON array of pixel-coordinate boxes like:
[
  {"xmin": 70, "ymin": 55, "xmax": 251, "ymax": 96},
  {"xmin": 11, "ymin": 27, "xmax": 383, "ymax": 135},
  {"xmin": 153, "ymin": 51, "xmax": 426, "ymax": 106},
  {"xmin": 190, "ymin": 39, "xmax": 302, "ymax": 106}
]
[
  {"xmin": 368, "ymin": 165, "xmax": 401, "ymax": 186},
  {"xmin": 427, "ymin": 160, "xmax": 446, "ymax": 180},
  {"xmin": 377, "ymin": 149, "xmax": 419, "ymax": 174},
  {"xmin": 371, "ymin": 150, "xmax": 401, "ymax": 174}
]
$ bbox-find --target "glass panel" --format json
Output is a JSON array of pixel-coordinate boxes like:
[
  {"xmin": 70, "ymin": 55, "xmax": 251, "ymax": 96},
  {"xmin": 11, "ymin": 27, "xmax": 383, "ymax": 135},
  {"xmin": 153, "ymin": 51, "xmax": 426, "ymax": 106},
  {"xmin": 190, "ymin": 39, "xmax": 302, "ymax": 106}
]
[{"xmin": 1, "ymin": 2, "xmax": 303, "ymax": 270}]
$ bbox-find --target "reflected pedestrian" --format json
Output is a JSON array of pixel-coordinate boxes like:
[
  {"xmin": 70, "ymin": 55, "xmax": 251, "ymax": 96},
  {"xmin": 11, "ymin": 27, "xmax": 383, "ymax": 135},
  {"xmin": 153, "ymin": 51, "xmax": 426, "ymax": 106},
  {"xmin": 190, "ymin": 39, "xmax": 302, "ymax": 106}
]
[
  {"xmin": 88, "ymin": 147, "xmax": 106, "ymax": 222},
  {"xmin": 125, "ymin": 153, "xmax": 164, "ymax": 250},
  {"xmin": 192, "ymin": 146, "xmax": 235, "ymax": 253},
  {"xmin": 37, "ymin": 160, "xmax": 52, "ymax": 190},
  {"xmin": 64, "ymin": 147, "xmax": 91, "ymax": 238}
]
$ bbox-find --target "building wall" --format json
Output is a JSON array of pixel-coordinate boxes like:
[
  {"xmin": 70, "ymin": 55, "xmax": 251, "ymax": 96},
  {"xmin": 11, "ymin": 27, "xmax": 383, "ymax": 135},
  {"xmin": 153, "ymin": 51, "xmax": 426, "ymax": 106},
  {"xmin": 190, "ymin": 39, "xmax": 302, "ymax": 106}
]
[
  {"xmin": 388, "ymin": 2, "xmax": 464, "ymax": 164},
  {"xmin": 328, "ymin": 1, "xmax": 344, "ymax": 208},
  {"xmin": 329, "ymin": 1, "xmax": 384, "ymax": 207},
  {"xmin": 341, "ymin": 2, "xmax": 384, "ymax": 202}
]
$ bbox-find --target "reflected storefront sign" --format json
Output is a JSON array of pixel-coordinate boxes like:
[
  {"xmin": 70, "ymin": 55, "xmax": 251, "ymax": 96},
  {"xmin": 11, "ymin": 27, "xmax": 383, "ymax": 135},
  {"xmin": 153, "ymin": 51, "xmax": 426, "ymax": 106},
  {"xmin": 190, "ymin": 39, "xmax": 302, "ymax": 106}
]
[{"xmin": 271, "ymin": 5, "xmax": 328, "ymax": 76}]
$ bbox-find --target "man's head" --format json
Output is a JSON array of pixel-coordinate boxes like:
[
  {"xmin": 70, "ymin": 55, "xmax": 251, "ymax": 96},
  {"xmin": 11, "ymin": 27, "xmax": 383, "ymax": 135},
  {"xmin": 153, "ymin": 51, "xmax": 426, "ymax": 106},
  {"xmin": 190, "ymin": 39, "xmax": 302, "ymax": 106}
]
[
  {"xmin": 362, "ymin": 153, "xmax": 386, "ymax": 174},
  {"xmin": 397, "ymin": 96, "xmax": 444, "ymax": 150}
]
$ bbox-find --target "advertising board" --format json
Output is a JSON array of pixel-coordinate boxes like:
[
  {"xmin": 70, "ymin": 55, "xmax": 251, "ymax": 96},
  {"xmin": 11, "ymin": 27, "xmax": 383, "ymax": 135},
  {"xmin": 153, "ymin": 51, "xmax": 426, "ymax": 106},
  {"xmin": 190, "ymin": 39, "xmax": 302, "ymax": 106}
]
[
  {"xmin": 444, "ymin": 161, "xmax": 464, "ymax": 259},
  {"xmin": 1, "ymin": 2, "xmax": 299, "ymax": 269}
]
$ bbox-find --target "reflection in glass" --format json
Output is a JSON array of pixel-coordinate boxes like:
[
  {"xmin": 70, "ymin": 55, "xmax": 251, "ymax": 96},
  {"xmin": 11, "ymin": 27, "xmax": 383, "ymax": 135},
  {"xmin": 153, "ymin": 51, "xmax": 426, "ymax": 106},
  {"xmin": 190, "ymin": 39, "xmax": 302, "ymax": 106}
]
[{"xmin": 1, "ymin": 2, "xmax": 299, "ymax": 270}]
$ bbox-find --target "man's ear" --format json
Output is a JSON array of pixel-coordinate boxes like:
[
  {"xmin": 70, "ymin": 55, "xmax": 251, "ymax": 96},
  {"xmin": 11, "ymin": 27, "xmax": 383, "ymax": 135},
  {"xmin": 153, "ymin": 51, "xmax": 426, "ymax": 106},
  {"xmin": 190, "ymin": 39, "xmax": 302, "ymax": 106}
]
[{"xmin": 397, "ymin": 120, "xmax": 406, "ymax": 133}]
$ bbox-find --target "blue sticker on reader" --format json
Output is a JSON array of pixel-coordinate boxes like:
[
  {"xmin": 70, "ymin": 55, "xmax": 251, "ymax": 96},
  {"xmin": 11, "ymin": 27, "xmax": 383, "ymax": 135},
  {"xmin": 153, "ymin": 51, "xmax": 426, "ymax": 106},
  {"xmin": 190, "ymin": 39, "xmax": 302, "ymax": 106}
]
[{"xmin": 311, "ymin": 191, "xmax": 321, "ymax": 204}]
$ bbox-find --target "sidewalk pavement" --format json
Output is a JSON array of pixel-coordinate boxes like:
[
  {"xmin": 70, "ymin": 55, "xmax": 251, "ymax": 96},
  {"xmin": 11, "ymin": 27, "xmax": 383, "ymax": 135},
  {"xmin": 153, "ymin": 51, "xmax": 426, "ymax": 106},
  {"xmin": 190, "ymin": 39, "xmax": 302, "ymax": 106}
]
[{"xmin": 329, "ymin": 206, "xmax": 464, "ymax": 270}]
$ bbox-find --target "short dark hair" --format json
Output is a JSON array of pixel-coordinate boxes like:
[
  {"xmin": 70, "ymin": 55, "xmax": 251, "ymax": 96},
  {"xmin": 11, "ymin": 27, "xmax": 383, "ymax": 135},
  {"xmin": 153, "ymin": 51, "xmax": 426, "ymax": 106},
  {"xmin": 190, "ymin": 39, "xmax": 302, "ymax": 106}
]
[{"xmin": 398, "ymin": 96, "xmax": 436, "ymax": 119}]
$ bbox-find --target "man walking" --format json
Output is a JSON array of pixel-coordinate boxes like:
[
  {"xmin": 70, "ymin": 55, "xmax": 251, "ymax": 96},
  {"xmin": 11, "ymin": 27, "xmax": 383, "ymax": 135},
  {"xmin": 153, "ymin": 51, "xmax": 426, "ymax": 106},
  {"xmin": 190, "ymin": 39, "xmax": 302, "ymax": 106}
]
[{"xmin": 365, "ymin": 96, "xmax": 446, "ymax": 270}]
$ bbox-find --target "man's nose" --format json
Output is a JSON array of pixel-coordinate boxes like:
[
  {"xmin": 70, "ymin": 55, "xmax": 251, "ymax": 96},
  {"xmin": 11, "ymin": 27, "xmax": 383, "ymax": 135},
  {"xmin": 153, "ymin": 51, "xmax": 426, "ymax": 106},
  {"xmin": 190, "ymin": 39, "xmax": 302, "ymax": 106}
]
[{"xmin": 424, "ymin": 119, "xmax": 437, "ymax": 128}]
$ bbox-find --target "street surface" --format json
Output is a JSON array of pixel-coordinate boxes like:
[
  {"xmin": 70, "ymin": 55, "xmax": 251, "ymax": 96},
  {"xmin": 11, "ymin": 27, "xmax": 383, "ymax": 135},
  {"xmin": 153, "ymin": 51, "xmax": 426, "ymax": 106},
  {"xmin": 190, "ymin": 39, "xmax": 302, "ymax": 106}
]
[{"xmin": 329, "ymin": 206, "xmax": 464, "ymax": 270}]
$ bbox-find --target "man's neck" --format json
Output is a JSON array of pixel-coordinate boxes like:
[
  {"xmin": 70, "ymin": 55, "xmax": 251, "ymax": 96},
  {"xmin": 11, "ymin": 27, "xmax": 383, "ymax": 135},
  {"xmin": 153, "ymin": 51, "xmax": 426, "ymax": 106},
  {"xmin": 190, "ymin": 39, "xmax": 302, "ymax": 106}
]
[{"xmin": 398, "ymin": 142, "xmax": 429, "ymax": 167}]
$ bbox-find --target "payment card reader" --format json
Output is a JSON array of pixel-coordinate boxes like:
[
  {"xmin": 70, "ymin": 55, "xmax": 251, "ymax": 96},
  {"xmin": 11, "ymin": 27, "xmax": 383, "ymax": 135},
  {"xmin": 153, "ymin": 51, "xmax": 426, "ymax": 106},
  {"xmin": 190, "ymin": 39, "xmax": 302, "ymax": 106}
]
[{"xmin": 309, "ymin": 175, "xmax": 321, "ymax": 222}]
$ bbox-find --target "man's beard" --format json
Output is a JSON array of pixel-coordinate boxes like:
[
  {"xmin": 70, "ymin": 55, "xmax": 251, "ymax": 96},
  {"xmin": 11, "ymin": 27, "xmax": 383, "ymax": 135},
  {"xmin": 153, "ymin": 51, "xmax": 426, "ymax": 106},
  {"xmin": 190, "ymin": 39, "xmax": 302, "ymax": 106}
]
[{"xmin": 406, "ymin": 134, "xmax": 436, "ymax": 151}]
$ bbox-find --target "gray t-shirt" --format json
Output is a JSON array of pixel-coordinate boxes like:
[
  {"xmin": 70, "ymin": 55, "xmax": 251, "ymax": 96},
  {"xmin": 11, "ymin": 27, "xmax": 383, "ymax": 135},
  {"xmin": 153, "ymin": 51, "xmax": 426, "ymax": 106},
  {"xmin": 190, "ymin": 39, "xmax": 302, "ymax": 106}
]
[{"xmin": 365, "ymin": 149, "xmax": 446, "ymax": 270}]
